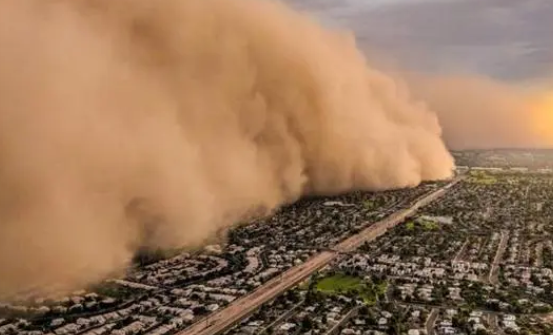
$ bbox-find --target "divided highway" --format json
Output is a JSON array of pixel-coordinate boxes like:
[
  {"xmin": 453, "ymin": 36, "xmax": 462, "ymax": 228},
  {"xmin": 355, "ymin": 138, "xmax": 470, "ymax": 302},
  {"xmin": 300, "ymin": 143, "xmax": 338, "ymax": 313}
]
[{"xmin": 179, "ymin": 175, "xmax": 464, "ymax": 335}]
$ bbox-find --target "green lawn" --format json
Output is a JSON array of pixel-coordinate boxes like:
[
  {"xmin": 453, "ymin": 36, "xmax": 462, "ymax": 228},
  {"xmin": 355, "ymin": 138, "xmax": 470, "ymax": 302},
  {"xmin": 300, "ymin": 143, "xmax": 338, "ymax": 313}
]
[
  {"xmin": 314, "ymin": 274, "xmax": 386, "ymax": 305},
  {"xmin": 376, "ymin": 282, "xmax": 388, "ymax": 295},
  {"xmin": 316, "ymin": 274, "xmax": 363, "ymax": 293},
  {"xmin": 470, "ymin": 177, "xmax": 497, "ymax": 185},
  {"xmin": 468, "ymin": 172, "xmax": 497, "ymax": 185},
  {"xmin": 363, "ymin": 200, "xmax": 375, "ymax": 210},
  {"xmin": 422, "ymin": 220, "xmax": 439, "ymax": 231},
  {"xmin": 406, "ymin": 219, "xmax": 437, "ymax": 231}
]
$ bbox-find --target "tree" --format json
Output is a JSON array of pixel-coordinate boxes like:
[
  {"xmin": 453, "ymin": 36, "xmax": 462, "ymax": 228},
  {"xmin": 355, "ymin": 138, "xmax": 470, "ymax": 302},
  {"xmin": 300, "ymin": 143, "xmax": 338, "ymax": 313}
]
[
  {"xmin": 301, "ymin": 316, "xmax": 313, "ymax": 331},
  {"xmin": 392, "ymin": 287, "xmax": 402, "ymax": 299},
  {"xmin": 193, "ymin": 306, "xmax": 207, "ymax": 315},
  {"xmin": 476, "ymin": 329, "xmax": 490, "ymax": 335},
  {"xmin": 305, "ymin": 291, "xmax": 316, "ymax": 305},
  {"xmin": 452, "ymin": 315, "xmax": 465, "ymax": 328}
]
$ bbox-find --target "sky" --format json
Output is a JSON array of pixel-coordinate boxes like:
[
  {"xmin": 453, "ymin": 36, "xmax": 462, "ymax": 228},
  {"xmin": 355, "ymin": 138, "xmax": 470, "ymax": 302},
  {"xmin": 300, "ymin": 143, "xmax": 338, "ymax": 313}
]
[{"xmin": 285, "ymin": 0, "xmax": 553, "ymax": 83}]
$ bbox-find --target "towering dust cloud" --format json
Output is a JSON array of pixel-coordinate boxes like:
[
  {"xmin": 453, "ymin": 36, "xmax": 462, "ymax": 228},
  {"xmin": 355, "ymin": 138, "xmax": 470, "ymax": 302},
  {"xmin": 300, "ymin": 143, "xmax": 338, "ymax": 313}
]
[
  {"xmin": 0, "ymin": 0, "xmax": 453, "ymax": 295},
  {"xmin": 407, "ymin": 75, "xmax": 553, "ymax": 150}
]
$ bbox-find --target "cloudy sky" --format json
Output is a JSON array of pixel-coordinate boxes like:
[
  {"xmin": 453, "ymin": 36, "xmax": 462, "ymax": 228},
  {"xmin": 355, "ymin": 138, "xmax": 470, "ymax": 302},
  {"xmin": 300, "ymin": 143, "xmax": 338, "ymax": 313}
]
[{"xmin": 286, "ymin": 0, "xmax": 552, "ymax": 82}]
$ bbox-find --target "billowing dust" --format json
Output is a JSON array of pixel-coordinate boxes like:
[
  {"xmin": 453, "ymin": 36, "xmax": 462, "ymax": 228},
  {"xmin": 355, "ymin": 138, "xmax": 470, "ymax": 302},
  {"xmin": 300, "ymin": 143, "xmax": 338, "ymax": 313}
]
[
  {"xmin": 407, "ymin": 74, "xmax": 553, "ymax": 150},
  {"xmin": 0, "ymin": 0, "xmax": 457, "ymax": 295}
]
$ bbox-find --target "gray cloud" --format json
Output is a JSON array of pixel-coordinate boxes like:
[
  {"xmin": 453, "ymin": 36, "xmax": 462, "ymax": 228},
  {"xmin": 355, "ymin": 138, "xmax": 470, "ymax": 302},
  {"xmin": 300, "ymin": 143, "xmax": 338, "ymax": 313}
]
[{"xmin": 286, "ymin": 0, "xmax": 553, "ymax": 81}]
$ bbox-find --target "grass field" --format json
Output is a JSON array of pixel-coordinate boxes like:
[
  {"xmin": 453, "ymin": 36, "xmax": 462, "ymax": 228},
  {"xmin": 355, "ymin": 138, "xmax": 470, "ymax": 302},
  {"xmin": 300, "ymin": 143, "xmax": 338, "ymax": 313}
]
[
  {"xmin": 421, "ymin": 220, "xmax": 439, "ymax": 230},
  {"xmin": 315, "ymin": 273, "xmax": 386, "ymax": 305},
  {"xmin": 469, "ymin": 177, "xmax": 498, "ymax": 185},
  {"xmin": 316, "ymin": 274, "xmax": 363, "ymax": 293},
  {"xmin": 363, "ymin": 200, "xmax": 375, "ymax": 210},
  {"xmin": 468, "ymin": 171, "xmax": 498, "ymax": 185},
  {"xmin": 405, "ymin": 219, "xmax": 437, "ymax": 231}
]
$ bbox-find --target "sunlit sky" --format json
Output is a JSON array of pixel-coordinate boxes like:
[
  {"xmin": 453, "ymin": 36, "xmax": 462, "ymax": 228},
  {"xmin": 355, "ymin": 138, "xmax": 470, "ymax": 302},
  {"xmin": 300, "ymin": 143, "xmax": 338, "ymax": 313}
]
[{"xmin": 286, "ymin": 0, "xmax": 553, "ymax": 82}]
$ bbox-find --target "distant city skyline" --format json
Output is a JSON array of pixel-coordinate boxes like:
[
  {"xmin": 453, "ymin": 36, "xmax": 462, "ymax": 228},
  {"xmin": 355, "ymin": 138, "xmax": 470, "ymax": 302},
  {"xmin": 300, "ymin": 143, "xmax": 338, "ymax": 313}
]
[{"xmin": 287, "ymin": 0, "xmax": 553, "ymax": 83}]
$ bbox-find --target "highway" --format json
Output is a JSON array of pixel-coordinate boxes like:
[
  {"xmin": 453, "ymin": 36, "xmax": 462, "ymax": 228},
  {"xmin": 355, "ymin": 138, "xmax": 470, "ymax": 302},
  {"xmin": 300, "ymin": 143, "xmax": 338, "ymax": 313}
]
[
  {"xmin": 179, "ymin": 251, "xmax": 336, "ymax": 335},
  {"xmin": 178, "ymin": 175, "xmax": 464, "ymax": 335},
  {"xmin": 489, "ymin": 230, "xmax": 509, "ymax": 285}
]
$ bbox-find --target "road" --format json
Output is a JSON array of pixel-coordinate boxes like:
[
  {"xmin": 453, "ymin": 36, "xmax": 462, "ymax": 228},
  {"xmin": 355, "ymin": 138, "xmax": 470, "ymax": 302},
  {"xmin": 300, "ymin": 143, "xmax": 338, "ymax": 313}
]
[
  {"xmin": 324, "ymin": 307, "xmax": 359, "ymax": 335},
  {"xmin": 486, "ymin": 313, "xmax": 507, "ymax": 335},
  {"xmin": 257, "ymin": 300, "xmax": 304, "ymax": 334},
  {"xmin": 178, "ymin": 251, "xmax": 336, "ymax": 335},
  {"xmin": 488, "ymin": 230, "xmax": 509, "ymax": 285},
  {"xmin": 178, "ymin": 176, "xmax": 464, "ymax": 335},
  {"xmin": 535, "ymin": 242, "xmax": 544, "ymax": 267},
  {"xmin": 110, "ymin": 279, "xmax": 159, "ymax": 291},
  {"xmin": 335, "ymin": 176, "xmax": 464, "ymax": 254},
  {"xmin": 452, "ymin": 239, "xmax": 469, "ymax": 263},
  {"xmin": 425, "ymin": 308, "xmax": 438, "ymax": 335}
]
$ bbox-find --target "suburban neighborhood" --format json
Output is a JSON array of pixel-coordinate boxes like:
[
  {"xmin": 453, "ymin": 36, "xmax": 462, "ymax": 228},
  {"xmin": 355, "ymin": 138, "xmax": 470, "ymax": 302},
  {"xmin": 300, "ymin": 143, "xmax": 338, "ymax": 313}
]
[{"xmin": 3, "ymin": 150, "xmax": 553, "ymax": 335}]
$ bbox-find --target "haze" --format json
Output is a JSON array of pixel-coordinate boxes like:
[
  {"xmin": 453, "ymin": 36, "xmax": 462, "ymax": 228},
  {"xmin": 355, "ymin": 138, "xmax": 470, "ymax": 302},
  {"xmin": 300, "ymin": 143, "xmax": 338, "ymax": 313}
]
[
  {"xmin": 0, "ymin": 0, "xmax": 454, "ymax": 295},
  {"xmin": 288, "ymin": 0, "xmax": 553, "ymax": 149}
]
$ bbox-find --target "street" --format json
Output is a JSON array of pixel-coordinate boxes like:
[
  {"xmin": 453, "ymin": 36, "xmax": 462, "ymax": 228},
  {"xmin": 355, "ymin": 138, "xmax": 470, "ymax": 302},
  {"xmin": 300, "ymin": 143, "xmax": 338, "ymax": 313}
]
[{"xmin": 178, "ymin": 176, "xmax": 463, "ymax": 335}]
